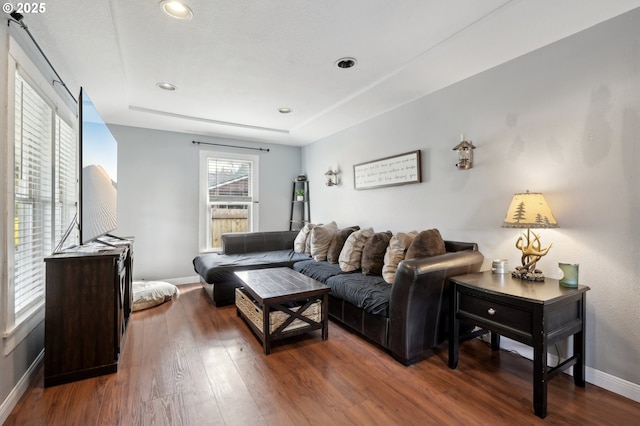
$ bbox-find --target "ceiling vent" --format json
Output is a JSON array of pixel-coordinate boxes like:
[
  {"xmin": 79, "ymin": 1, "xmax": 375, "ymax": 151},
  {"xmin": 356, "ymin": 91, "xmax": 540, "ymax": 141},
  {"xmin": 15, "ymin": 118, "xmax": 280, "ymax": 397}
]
[{"xmin": 335, "ymin": 57, "xmax": 357, "ymax": 69}]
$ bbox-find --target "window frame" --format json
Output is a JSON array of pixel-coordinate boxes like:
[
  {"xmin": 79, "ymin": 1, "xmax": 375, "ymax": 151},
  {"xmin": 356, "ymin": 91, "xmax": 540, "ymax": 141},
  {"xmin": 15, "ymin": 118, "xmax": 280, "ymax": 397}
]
[
  {"xmin": 3, "ymin": 38, "xmax": 77, "ymax": 355},
  {"xmin": 12, "ymin": 70, "xmax": 55, "ymax": 322},
  {"xmin": 198, "ymin": 150, "xmax": 259, "ymax": 252}
]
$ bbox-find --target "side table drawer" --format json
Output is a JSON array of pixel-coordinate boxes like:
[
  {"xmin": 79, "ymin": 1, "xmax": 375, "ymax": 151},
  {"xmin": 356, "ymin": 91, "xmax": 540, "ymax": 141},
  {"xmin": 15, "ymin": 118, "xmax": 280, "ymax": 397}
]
[{"xmin": 459, "ymin": 292, "xmax": 531, "ymax": 335}]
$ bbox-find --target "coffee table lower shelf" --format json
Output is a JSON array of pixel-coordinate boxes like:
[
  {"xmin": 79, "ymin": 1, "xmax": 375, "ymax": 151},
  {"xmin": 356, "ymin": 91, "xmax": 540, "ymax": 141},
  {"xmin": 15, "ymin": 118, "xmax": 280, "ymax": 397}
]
[{"xmin": 235, "ymin": 287, "xmax": 327, "ymax": 354}]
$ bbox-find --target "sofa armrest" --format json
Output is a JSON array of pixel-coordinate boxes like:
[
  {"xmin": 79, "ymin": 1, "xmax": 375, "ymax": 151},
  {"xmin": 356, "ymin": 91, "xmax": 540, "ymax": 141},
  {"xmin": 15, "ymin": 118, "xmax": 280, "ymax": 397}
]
[
  {"xmin": 221, "ymin": 231, "xmax": 299, "ymax": 254},
  {"xmin": 444, "ymin": 240, "xmax": 478, "ymax": 252},
  {"xmin": 387, "ymin": 249, "xmax": 484, "ymax": 365}
]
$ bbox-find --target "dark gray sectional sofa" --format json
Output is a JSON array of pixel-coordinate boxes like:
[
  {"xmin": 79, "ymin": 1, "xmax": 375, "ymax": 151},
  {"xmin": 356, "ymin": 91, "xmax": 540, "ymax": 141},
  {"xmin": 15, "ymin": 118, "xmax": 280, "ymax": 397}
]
[{"xmin": 193, "ymin": 230, "xmax": 483, "ymax": 365}]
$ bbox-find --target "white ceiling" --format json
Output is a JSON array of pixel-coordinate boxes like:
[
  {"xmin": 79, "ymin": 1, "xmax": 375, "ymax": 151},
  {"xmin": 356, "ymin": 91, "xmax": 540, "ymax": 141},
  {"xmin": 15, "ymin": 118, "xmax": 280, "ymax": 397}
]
[{"xmin": 15, "ymin": 0, "xmax": 640, "ymax": 146}]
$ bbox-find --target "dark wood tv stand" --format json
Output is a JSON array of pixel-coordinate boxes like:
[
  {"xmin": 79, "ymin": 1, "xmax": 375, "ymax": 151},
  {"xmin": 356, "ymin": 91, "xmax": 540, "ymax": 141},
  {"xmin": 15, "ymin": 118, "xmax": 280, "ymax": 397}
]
[{"xmin": 44, "ymin": 238, "xmax": 134, "ymax": 387}]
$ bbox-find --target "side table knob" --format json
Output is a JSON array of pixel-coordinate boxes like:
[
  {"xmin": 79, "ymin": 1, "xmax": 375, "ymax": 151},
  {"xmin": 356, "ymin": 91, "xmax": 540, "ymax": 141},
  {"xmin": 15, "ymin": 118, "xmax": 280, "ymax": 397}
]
[{"xmin": 488, "ymin": 308, "xmax": 496, "ymax": 315}]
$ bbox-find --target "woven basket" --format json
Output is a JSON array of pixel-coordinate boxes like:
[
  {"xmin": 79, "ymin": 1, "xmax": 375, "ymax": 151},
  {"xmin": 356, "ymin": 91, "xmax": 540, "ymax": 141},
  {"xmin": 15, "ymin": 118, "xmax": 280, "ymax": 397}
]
[{"xmin": 235, "ymin": 288, "xmax": 322, "ymax": 334}]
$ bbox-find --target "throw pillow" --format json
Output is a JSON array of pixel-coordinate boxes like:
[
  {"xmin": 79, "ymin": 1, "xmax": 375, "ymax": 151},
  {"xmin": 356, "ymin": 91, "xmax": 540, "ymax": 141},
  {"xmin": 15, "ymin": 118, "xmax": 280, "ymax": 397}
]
[
  {"xmin": 382, "ymin": 231, "xmax": 418, "ymax": 284},
  {"xmin": 339, "ymin": 227, "xmax": 374, "ymax": 272},
  {"xmin": 361, "ymin": 231, "xmax": 393, "ymax": 276},
  {"xmin": 405, "ymin": 228, "xmax": 446, "ymax": 259},
  {"xmin": 310, "ymin": 221, "xmax": 338, "ymax": 261},
  {"xmin": 293, "ymin": 223, "xmax": 315, "ymax": 254},
  {"xmin": 326, "ymin": 226, "xmax": 360, "ymax": 263}
]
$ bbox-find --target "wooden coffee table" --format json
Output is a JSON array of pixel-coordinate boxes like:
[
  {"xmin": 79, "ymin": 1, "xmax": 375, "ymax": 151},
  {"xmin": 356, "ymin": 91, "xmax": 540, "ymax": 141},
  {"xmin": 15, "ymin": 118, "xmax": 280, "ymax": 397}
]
[{"xmin": 234, "ymin": 267, "xmax": 330, "ymax": 354}]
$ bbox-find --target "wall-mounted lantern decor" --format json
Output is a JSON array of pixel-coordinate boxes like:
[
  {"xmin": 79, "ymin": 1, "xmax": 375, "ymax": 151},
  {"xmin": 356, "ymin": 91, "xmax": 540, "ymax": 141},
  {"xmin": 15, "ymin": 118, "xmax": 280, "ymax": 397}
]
[
  {"xmin": 324, "ymin": 168, "xmax": 338, "ymax": 186},
  {"xmin": 453, "ymin": 134, "xmax": 476, "ymax": 170}
]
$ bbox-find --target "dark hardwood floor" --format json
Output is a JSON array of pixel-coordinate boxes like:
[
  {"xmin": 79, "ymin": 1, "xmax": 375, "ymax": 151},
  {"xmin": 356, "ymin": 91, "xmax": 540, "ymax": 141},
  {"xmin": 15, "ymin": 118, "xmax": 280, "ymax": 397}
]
[{"xmin": 5, "ymin": 283, "xmax": 640, "ymax": 425}]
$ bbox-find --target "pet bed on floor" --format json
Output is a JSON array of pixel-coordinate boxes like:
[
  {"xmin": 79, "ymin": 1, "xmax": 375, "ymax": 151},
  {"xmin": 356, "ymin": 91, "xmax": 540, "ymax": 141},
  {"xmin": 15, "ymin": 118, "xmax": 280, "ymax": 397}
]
[{"xmin": 132, "ymin": 281, "xmax": 178, "ymax": 311}]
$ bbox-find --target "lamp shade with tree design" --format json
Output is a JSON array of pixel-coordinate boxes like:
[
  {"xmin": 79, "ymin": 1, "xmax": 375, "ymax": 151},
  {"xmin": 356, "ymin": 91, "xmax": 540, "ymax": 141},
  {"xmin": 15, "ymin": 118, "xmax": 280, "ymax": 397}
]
[{"xmin": 502, "ymin": 191, "xmax": 558, "ymax": 280}]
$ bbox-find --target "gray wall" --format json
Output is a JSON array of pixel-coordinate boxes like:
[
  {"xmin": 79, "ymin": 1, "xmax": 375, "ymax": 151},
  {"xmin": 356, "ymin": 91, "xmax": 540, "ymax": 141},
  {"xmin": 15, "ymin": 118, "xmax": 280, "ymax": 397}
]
[
  {"xmin": 302, "ymin": 10, "xmax": 640, "ymax": 388},
  {"xmin": 110, "ymin": 125, "xmax": 302, "ymax": 281}
]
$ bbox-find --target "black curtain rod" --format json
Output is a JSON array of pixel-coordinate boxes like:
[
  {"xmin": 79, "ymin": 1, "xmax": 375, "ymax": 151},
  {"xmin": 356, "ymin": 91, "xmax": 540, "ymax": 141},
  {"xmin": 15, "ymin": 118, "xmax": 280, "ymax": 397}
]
[
  {"xmin": 8, "ymin": 13, "xmax": 77, "ymax": 104},
  {"xmin": 192, "ymin": 140, "xmax": 270, "ymax": 152}
]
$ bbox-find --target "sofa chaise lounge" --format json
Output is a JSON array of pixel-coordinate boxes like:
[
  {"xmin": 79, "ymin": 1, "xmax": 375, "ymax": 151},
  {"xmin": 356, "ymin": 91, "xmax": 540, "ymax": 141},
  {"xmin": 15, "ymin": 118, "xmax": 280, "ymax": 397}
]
[{"xmin": 193, "ymin": 231, "xmax": 310, "ymax": 306}]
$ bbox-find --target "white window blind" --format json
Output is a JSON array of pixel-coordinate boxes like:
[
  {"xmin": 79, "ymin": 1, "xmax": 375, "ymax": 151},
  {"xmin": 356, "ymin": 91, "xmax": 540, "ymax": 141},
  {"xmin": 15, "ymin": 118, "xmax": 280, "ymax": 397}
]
[
  {"xmin": 12, "ymin": 72, "xmax": 76, "ymax": 320},
  {"xmin": 53, "ymin": 115, "xmax": 77, "ymax": 246},
  {"xmin": 207, "ymin": 158, "xmax": 252, "ymax": 202},
  {"xmin": 14, "ymin": 72, "xmax": 53, "ymax": 316}
]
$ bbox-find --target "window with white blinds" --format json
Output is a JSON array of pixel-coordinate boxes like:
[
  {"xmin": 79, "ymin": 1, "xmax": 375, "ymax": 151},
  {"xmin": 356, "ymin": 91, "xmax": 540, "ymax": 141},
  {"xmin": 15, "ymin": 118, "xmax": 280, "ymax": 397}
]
[
  {"xmin": 207, "ymin": 158, "xmax": 253, "ymax": 201},
  {"xmin": 205, "ymin": 156, "xmax": 256, "ymax": 250},
  {"xmin": 12, "ymin": 71, "xmax": 77, "ymax": 321},
  {"xmin": 54, "ymin": 116, "xmax": 78, "ymax": 246}
]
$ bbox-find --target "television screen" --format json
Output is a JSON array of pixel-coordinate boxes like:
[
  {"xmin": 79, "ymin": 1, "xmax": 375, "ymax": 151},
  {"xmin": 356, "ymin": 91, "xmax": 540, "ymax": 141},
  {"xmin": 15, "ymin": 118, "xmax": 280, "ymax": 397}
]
[{"xmin": 79, "ymin": 88, "xmax": 118, "ymax": 244}]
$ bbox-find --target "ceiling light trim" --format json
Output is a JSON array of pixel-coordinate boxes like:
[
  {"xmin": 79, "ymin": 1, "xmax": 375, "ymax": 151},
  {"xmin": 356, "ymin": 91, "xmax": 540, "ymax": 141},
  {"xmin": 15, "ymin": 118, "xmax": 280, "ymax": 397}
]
[
  {"xmin": 129, "ymin": 105, "xmax": 290, "ymax": 134},
  {"xmin": 160, "ymin": 0, "xmax": 193, "ymax": 20},
  {"xmin": 156, "ymin": 82, "xmax": 177, "ymax": 91}
]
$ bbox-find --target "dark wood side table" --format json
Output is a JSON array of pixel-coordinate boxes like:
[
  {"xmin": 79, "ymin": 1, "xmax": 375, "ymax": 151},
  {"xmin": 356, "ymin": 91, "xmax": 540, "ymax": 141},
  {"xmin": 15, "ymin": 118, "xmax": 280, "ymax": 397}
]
[{"xmin": 448, "ymin": 271, "xmax": 590, "ymax": 418}]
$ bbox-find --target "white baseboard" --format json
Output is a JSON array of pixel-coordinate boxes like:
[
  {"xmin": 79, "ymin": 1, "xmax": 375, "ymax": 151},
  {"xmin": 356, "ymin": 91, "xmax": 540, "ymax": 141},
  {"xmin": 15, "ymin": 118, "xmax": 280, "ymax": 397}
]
[
  {"xmin": 165, "ymin": 275, "xmax": 200, "ymax": 285},
  {"xmin": 133, "ymin": 276, "xmax": 200, "ymax": 286},
  {"xmin": 485, "ymin": 336, "xmax": 640, "ymax": 403},
  {"xmin": 0, "ymin": 350, "xmax": 44, "ymax": 425},
  {"xmin": 587, "ymin": 367, "xmax": 640, "ymax": 403}
]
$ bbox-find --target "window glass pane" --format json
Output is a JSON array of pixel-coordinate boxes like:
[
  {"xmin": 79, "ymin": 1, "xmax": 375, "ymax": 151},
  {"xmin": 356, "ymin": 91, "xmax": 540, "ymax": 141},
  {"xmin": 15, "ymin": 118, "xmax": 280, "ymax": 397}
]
[
  {"xmin": 206, "ymin": 157, "xmax": 253, "ymax": 249},
  {"xmin": 209, "ymin": 204, "xmax": 250, "ymax": 248},
  {"xmin": 14, "ymin": 72, "xmax": 53, "ymax": 316},
  {"xmin": 207, "ymin": 158, "xmax": 252, "ymax": 201},
  {"xmin": 54, "ymin": 115, "xmax": 77, "ymax": 247}
]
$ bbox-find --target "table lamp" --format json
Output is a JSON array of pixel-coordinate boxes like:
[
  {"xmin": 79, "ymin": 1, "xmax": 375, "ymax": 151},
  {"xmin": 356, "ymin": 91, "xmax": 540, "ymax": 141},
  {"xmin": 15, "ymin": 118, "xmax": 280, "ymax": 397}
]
[{"xmin": 502, "ymin": 191, "xmax": 558, "ymax": 281}]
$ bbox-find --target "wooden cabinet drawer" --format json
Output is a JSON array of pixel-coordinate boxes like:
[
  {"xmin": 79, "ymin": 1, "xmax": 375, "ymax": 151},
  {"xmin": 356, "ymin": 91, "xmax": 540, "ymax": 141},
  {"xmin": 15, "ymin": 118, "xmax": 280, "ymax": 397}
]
[{"xmin": 459, "ymin": 292, "xmax": 532, "ymax": 335}]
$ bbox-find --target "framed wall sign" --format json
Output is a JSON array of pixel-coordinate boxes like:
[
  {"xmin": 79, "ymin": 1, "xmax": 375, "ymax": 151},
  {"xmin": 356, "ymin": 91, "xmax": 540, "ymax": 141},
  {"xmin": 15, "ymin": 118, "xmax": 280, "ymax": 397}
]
[{"xmin": 353, "ymin": 150, "xmax": 421, "ymax": 190}]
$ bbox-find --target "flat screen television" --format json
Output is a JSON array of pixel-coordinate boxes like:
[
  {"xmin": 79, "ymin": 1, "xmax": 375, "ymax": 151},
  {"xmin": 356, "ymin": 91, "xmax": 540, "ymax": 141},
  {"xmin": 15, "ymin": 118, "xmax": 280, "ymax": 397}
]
[{"xmin": 78, "ymin": 88, "xmax": 118, "ymax": 244}]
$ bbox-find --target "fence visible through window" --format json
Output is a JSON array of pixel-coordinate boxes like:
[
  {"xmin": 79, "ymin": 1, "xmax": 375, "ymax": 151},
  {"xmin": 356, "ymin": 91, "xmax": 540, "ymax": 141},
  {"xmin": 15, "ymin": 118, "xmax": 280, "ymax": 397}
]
[
  {"xmin": 207, "ymin": 157, "xmax": 253, "ymax": 250},
  {"xmin": 210, "ymin": 204, "xmax": 249, "ymax": 248}
]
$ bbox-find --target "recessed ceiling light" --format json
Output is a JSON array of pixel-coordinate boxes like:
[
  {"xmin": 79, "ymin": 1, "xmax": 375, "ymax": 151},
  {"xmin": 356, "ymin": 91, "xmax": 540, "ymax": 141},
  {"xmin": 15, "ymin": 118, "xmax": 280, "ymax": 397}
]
[
  {"xmin": 160, "ymin": 0, "xmax": 193, "ymax": 20},
  {"xmin": 335, "ymin": 57, "xmax": 357, "ymax": 69},
  {"xmin": 157, "ymin": 82, "xmax": 177, "ymax": 91},
  {"xmin": 278, "ymin": 107, "xmax": 292, "ymax": 114}
]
